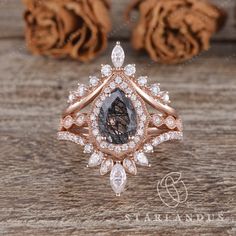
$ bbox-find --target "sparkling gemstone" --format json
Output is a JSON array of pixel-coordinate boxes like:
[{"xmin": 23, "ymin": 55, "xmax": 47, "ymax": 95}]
[
  {"xmin": 74, "ymin": 136, "xmax": 84, "ymax": 146},
  {"xmin": 134, "ymin": 136, "xmax": 140, "ymax": 143},
  {"xmin": 152, "ymin": 114, "xmax": 163, "ymax": 127},
  {"xmin": 63, "ymin": 116, "xmax": 73, "ymax": 129},
  {"xmin": 165, "ymin": 116, "xmax": 176, "ymax": 129},
  {"xmin": 121, "ymin": 82, "xmax": 128, "ymax": 89},
  {"xmin": 108, "ymin": 144, "xmax": 114, "ymax": 150},
  {"xmin": 88, "ymin": 151, "xmax": 103, "ymax": 167},
  {"xmin": 92, "ymin": 129, "xmax": 99, "ymax": 136},
  {"xmin": 115, "ymin": 76, "xmax": 122, "ymax": 84},
  {"xmin": 134, "ymin": 152, "xmax": 149, "ymax": 166},
  {"xmin": 111, "ymin": 42, "xmax": 125, "ymax": 68},
  {"xmin": 75, "ymin": 114, "xmax": 85, "ymax": 126},
  {"xmin": 152, "ymin": 137, "xmax": 161, "ymax": 146},
  {"xmin": 95, "ymin": 100, "xmax": 102, "ymax": 108},
  {"xmin": 164, "ymin": 133, "xmax": 170, "ymax": 141},
  {"xmin": 100, "ymin": 141, "xmax": 107, "ymax": 149},
  {"xmin": 109, "ymin": 82, "xmax": 116, "ymax": 89},
  {"xmin": 68, "ymin": 92, "xmax": 75, "ymax": 103},
  {"xmin": 89, "ymin": 76, "xmax": 100, "ymax": 86},
  {"xmin": 150, "ymin": 84, "xmax": 160, "ymax": 96},
  {"xmin": 114, "ymin": 146, "xmax": 121, "ymax": 153},
  {"xmin": 123, "ymin": 158, "xmax": 137, "ymax": 175},
  {"xmin": 143, "ymin": 143, "xmax": 154, "ymax": 153},
  {"xmin": 110, "ymin": 163, "xmax": 127, "ymax": 195},
  {"xmin": 124, "ymin": 64, "xmax": 136, "ymax": 76},
  {"xmin": 122, "ymin": 144, "xmax": 128, "ymax": 151},
  {"xmin": 131, "ymin": 94, "xmax": 136, "ymax": 101},
  {"xmin": 137, "ymin": 129, "xmax": 144, "ymax": 136},
  {"xmin": 101, "ymin": 64, "xmax": 112, "ymax": 77},
  {"xmin": 160, "ymin": 91, "xmax": 169, "ymax": 103},
  {"xmin": 141, "ymin": 115, "xmax": 146, "ymax": 121},
  {"xmin": 76, "ymin": 84, "xmax": 87, "ymax": 97},
  {"xmin": 100, "ymin": 158, "xmax": 114, "ymax": 175},
  {"xmin": 90, "ymin": 114, "xmax": 96, "ymax": 121},
  {"xmin": 84, "ymin": 144, "xmax": 93, "ymax": 153},
  {"xmin": 128, "ymin": 141, "xmax": 135, "ymax": 149},
  {"xmin": 96, "ymin": 135, "xmax": 102, "ymax": 142},
  {"xmin": 98, "ymin": 88, "xmax": 137, "ymax": 144},
  {"xmin": 138, "ymin": 76, "xmax": 147, "ymax": 86},
  {"xmin": 104, "ymin": 87, "xmax": 111, "ymax": 94}
]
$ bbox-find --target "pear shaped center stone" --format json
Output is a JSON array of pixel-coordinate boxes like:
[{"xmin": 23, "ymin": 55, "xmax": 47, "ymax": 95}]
[{"xmin": 98, "ymin": 88, "xmax": 137, "ymax": 144}]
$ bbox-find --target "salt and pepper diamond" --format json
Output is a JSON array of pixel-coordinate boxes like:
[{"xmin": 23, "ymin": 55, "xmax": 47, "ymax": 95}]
[{"xmin": 91, "ymin": 76, "xmax": 149, "ymax": 156}]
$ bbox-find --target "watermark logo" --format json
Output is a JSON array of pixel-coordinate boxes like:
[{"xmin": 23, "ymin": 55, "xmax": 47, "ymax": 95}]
[{"xmin": 157, "ymin": 172, "xmax": 188, "ymax": 208}]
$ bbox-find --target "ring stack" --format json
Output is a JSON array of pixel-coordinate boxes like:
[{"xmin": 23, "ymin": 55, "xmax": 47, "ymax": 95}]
[{"xmin": 57, "ymin": 42, "xmax": 183, "ymax": 196}]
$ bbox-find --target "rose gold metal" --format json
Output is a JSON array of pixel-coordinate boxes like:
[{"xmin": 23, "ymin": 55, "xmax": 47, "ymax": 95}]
[
  {"xmin": 129, "ymin": 79, "xmax": 179, "ymax": 118},
  {"xmin": 63, "ymin": 76, "xmax": 112, "ymax": 117},
  {"xmin": 64, "ymin": 74, "xmax": 178, "ymax": 118},
  {"xmin": 59, "ymin": 68, "xmax": 182, "ymax": 161}
]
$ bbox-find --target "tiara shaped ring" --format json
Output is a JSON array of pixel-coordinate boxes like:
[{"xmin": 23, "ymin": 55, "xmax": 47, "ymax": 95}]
[{"xmin": 57, "ymin": 42, "xmax": 183, "ymax": 196}]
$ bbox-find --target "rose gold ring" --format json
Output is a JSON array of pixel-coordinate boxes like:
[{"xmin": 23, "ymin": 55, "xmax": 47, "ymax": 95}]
[{"xmin": 57, "ymin": 42, "xmax": 183, "ymax": 196}]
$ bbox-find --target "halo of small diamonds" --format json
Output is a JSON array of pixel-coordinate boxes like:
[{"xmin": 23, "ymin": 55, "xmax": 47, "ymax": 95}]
[{"xmin": 89, "ymin": 73, "xmax": 149, "ymax": 158}]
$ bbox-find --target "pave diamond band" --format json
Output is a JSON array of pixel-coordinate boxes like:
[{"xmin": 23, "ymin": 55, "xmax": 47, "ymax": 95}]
[{"xmin": 58, "ymin": 42, "xmax": 183, "ymax": 196}]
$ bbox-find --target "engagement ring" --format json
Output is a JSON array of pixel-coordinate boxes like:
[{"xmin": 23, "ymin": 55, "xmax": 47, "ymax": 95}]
[{"xmin": 57, "ymin": 42, "xmax": 183, "ymax": 195}]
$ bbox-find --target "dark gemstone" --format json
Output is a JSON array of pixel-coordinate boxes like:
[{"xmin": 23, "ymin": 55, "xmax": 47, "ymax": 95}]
[{"xmin": 98, "ymin": 88, "xmax": 137, "ymax": 144}]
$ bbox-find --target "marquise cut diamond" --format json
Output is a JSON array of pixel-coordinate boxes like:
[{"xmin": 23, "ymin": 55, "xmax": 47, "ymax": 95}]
[
  {"xmin": 88, "ymin": 151, "xmax": 103, "ymax": 167},
  {"xmin": 111, "ymin": 42, "xmax": 125, "ymax": 68},
  {"xmin": 110, "ymin": 163, "xmax": 127, "ymax": 195},
  {"xmin": 100, "ymin": 158, "xmax": 113, "ymax": 175},
  {"xmin": 123, "ymin": 158, "xmax": 137, "ymax": 175}
]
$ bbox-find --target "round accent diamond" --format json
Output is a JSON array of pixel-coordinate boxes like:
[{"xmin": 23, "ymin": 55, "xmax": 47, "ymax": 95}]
[
  {"xmin": 150, "ymin": 84, "xmax": 160, "ymax": 96},
  {"xmin": 165, "ymin": 116, "xmax": 176, "ymax": 129},
  {"xmin": 101, "ymin": 64, "xmax": 112, "ymax": 77},
  {"xmin": 143, "ymin": 143, "xmax": 154, "ymax": 153},
  {"xmin": 160, "ymin": 91, "xmax": 170, "ymax": 104},
  {"xmin": 75, "ymin": 114, "xmax": 85, "ymax": 126},
  {"xmin": 115, "ymin": 76, "xmax": 122, "ymax": 84},
  {"xmin": 84, "ymin": 144, "xmax": 94, "ymax": 154},
  {"xmin": 92, "ymin": 129, "xmax": 99, "ymax": 136},
  {"xmin": 76, "ymin": 84, "xmax": 87, "ymax": 97},
  {"xmin": 138, "ymin": 76, "xmax": 147, "ymax": 86},
  {"xmin": 89, "ymin": 76, "xmax": 100, "ymax": 87},
  {"xmin": 63, "ymin": 115, "xmax": 73, "ymax": 129},
  {"xmin": 124, "ymin": 64, "xmax": 136, "ymax": 76},
  {"xmin": 152, "ymin": 114, "xmax": 163, "ymax": 127},
  {"xmin": 109, "ymin": 82, "xmax": 116, "ymax": 90}
]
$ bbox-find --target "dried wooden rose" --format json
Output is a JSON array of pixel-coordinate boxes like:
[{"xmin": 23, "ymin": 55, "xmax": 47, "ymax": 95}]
[
  {"xmin": 125, "ymin": 0, "xmax": 226, "ymax": 64},
  {"xmin": 23, "ymin": 0, "xmax": 111, "ymax": 62}
]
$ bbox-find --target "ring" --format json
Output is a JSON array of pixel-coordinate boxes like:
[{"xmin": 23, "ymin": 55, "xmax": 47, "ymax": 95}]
[{"xmin": 57, "ymin": 42, "xmax": 183, "ymax": 196}]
